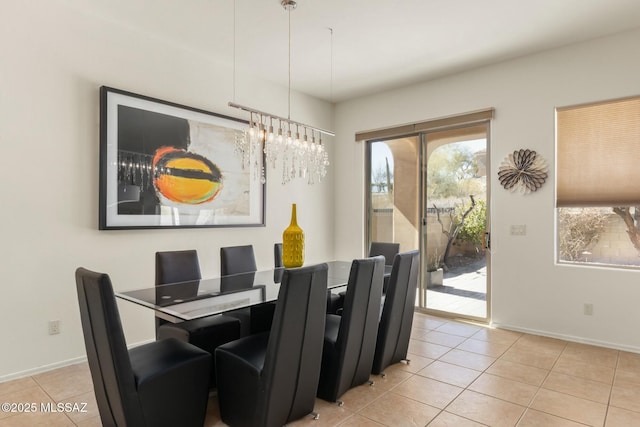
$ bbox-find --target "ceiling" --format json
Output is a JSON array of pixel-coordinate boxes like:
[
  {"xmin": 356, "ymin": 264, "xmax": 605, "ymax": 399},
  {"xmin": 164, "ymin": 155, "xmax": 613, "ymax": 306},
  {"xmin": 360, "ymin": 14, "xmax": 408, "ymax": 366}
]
[{"xmin": 85, "ymin": 0, "xmax": 640, "ymax": 102}]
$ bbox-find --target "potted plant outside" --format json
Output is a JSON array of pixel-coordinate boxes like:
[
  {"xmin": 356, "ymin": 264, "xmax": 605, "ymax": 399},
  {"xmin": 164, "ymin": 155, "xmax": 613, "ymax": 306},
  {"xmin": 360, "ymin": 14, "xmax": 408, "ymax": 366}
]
[{"xmin": 426, "ymin": 249, "xmax": 444, "ymax": 288}]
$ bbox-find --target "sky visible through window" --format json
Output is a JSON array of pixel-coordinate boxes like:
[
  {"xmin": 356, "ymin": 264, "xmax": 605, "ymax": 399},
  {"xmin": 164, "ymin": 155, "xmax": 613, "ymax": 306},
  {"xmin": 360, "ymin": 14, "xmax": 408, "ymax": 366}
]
[{"xmin": 371, "ymin": 142, "xmax": 394, "ymax": 174}]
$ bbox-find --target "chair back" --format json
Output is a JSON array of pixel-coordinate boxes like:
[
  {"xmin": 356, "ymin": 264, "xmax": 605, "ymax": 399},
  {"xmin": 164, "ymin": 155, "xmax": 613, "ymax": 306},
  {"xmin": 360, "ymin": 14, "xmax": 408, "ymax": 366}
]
[
  {"xmin": 368, "ymin": 242, "xmax": 400, "ymax": 266},
  {"xmin": 155, "ymin": 250, "xmax": 201, "ymax": 334},
  {"xmin": 220, "ymin": 245, "xmax": 257, "ymax": 276},
  {"xmin": 372, "ymin": 250, "xmax": 420, "ymax": 374},
  {"xmin": 334, "ymin": 256, "xmax": 385, "ymax": 396},
  {"xmin": 155, "ymin": 250, "xmax": 201, "ymax": 285},
  {"xmin": 75, "ymin": 268, "xmax": 145, "ymax": 426},
  {"xmin": 274, "ymin": 243, "xmax": 283, "ymax": 268},
  {"xmin": 260, "ymin": 263, "xmax": 328, "ymax": 425}
]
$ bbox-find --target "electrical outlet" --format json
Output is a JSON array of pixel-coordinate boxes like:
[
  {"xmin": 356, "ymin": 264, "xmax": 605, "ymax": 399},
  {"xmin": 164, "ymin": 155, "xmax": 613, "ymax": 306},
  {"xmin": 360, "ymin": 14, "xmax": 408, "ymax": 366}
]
[
  {"xmin": 48, "ymin": 320, "xmax": 60, "ymax": 335},
  {"xmin": 584, "ymin": 304, "xmax": 593, "ymax": 316}
]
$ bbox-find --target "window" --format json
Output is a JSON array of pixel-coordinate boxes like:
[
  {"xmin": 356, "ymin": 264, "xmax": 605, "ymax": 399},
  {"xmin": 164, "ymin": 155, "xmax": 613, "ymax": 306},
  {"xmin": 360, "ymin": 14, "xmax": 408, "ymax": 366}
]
[{"xmin": 556, "ymin": 96, "xmax": 640, "ymax": 268}]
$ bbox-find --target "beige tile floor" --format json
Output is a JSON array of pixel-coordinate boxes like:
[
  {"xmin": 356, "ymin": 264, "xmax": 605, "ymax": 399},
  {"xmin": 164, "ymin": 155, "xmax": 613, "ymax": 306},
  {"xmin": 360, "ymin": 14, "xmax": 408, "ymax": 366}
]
[{"xmin": 2, "ymin": 312, "xmax": 640, "ymax": 426}]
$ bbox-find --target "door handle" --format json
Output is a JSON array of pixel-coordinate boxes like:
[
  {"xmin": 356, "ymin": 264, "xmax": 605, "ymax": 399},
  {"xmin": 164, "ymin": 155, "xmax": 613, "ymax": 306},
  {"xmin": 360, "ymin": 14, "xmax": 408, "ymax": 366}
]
[{"xmin": 483, "ymin": 232, "xmax": 491, "ymax": 250}]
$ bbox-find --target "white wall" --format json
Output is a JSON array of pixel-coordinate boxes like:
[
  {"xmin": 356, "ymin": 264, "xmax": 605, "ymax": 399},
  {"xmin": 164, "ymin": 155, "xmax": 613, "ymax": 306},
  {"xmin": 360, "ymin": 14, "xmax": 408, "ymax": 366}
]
[
  {"xmin": 334, "ymin": 28, "xmax": 640, "ymax": 352},
  {"xmin": 0, "ymin": 2, "xmax": 333, "ymax": 379}
]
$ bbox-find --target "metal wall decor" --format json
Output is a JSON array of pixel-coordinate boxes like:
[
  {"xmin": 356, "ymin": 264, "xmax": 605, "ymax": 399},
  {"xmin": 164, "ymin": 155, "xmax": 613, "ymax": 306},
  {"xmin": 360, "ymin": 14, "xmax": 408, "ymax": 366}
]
[{"xmin": 498, "ymin": 149, "xmax": 548, "ymax": 193}]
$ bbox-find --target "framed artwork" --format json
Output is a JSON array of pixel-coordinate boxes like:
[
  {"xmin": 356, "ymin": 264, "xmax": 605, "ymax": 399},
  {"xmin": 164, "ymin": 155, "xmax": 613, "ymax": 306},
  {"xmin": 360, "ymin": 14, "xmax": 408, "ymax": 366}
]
[{"xmin": 99, "ymin": 86, "xmax": 264, "ymax": 229}]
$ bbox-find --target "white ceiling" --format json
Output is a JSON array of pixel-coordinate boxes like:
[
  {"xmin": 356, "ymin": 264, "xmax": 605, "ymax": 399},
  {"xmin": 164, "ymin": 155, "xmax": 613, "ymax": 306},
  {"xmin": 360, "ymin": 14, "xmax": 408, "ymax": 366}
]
[{"xmin": 86, "ymin": 0, "xmax": 640, "ymax": 102}]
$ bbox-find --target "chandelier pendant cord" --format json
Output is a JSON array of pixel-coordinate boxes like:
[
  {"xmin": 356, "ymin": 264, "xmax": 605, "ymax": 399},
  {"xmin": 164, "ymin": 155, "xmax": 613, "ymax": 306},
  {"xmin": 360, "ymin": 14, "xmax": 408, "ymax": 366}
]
[
  {"xmin": 287, "ymin": 5, "xmax": 291, "ymax": 121},
  {"xmin": 232, "ymin": 0, "xmax": 236, "ymax": 103},
  {"xmin": 234, "ymin": 2, "xmax": 236, "ymax": 102},
  {"xmin": 329, "ymin": 27, "xmax": 333, "ymax": 104}
]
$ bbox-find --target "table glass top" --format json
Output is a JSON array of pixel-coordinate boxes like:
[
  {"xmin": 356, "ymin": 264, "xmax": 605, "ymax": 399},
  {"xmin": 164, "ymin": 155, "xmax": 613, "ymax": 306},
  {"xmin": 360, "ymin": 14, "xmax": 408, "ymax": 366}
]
[{"xmin": 116, "ymin": 261, "xmax": 357, "ymax": 321}]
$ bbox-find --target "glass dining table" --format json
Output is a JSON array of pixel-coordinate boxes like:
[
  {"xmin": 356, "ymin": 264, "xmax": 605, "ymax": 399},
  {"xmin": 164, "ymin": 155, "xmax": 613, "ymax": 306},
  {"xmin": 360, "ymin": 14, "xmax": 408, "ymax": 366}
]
[{"xmin": 116, "ymin": 261, "xmax": 390, "ymax": 323}]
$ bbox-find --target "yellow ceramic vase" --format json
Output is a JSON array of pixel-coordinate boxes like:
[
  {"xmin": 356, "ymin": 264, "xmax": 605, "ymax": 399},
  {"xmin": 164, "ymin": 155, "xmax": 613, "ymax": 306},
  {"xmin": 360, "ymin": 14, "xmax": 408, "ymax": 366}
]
[{"xmin": 282, "ymin": 204, "xmax": 304, "ymax": 268}]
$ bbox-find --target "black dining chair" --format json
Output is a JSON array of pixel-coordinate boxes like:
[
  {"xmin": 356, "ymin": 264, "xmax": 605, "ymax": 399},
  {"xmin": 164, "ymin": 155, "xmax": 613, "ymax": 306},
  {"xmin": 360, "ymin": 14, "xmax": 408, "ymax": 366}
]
[
  {"xmin": 372, "ymin": 250, "xmax": 420, "ymax": 376},
  {"xmin": 154, "ymin": 249, "xmax": 203, "ymax": 335},
  {"xmin": 326, "ymin": 288, "xmax": 342, "ymax": 314},
  {"xmin": 334, "ymin": 242, "xmax": 400, "ymax": 314},
  {"xmin": 273, "ymin": 242, "xmax": 285, "ymax": 282},
  {"xmin": 75, "ymin": 267, "xmax": 211, "ymax": 427},
  {"xmin": 155, "ymin": 250, "xmax": 241, "ymax": 387},
  {"xmin": 369, "ymin": 241, "xmax": 400, "ymax": 292},
  {"xmin": 249, "ymin": 243, "xmax": 283, "ymax": 333},
  {"xmin": 274, "ymin": 242, "xmax": 283, "ymax": 268},
  {"xmin": 316, "ymin": 256, "xmax": 385, "ymax": 404},
  {"xmin": 220, "ymin": 245, "xmax": 259, "ymax": 336},
  {"xmin": 215, "ymin": 263, "xmax": 328, "ymax": 427},
  {"xmin": 369, "ymin": 242, "xmax": 401, "ymax": 266},
  {"xmin": 221, "ymin": 244, "xmax": 258, "ymax": 275}
]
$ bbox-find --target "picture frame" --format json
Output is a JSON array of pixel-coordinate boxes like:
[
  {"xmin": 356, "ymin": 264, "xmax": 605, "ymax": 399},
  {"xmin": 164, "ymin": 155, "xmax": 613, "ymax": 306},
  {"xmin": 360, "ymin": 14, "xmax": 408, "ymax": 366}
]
[{"xmin": 99, "ymin": 86, "xmax": 265, "ymax": 229}]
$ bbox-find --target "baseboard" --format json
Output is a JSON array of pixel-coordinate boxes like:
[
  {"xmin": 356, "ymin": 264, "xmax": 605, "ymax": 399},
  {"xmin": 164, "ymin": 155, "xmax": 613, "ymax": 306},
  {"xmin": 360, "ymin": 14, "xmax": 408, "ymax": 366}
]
[
  {"xmin": 0, "ymin": 339, "xmax": 155, "ymax": 384},
  {"xmin": 492, "ymin": 322, "xmax": 640, "ymax": 354},
  {"xmin": 0, "ymin": 356, "xmax": 88, "ymax": 383}
]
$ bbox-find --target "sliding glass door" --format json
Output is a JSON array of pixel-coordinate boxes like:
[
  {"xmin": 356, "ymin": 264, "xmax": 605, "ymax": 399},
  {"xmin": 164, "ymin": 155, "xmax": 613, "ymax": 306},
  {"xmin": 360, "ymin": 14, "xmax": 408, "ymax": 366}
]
[{"xmin": 366, "ymin": 123, "xmax": 490, "ymax": 322}]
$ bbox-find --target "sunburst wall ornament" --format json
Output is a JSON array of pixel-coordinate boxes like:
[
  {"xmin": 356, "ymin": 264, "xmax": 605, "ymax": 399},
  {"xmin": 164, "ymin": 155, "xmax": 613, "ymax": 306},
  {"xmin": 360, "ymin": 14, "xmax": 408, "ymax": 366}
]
[{"xmin": 498, "ymin": 149, "xmax": 548, "ymax": 193}]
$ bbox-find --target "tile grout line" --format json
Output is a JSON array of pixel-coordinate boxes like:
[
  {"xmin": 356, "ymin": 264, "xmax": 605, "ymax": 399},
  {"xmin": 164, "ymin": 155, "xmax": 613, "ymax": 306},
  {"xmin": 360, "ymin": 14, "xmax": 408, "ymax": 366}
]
[
  {"xmin": 601, "ymin": 350, "xmax": 622, "ymax": 427},
  {"xmin": 33, "ymin": 374, "xmax": 79, "ymax": 426},
  {"xmin": 433, "ymin": 323, "xmax": 524, "ymax": 426}
]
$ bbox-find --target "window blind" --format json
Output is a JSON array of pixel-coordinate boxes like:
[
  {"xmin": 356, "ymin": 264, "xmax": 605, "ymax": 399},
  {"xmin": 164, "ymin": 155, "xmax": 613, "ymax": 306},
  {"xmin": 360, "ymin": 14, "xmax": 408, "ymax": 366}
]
[{"xmin": 556, "ymin": 96, "xmax": 640, "ymax": 207}]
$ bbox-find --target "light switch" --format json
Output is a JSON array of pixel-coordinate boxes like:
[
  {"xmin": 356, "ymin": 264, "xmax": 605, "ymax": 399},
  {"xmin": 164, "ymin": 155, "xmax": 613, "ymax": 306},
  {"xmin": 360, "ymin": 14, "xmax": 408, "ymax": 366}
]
[{"xmin": 510, "ymin": 224, "xmax": 526, "ymax": 236}]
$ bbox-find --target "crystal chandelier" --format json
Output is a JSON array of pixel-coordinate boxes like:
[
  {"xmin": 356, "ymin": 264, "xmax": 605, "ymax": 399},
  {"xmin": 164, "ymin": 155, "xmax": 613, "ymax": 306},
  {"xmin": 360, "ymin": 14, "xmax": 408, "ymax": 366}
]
[{"xmin": 229, "ymin": 0, "xmax": 333, "ymax": 185}]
